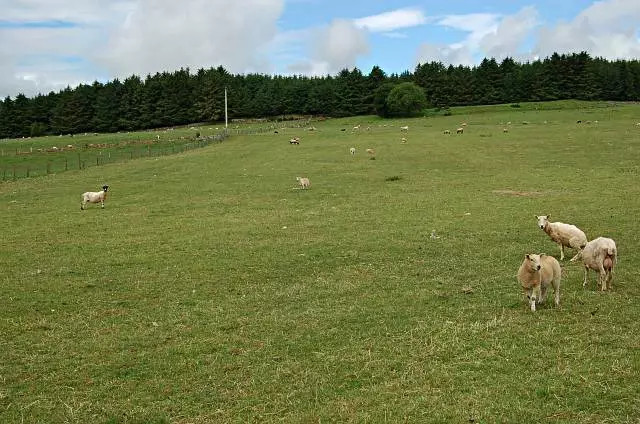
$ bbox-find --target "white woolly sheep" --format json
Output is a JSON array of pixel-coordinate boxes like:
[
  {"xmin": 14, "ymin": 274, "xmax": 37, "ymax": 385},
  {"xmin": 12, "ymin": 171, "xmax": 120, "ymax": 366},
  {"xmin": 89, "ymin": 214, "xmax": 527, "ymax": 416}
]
[
  {"xmin": 400, "ymin": 125, "xmax": 409, "ymax": 132},
  {"xmin": 366, "ymin": 148, "xmax": 375, "ymax": 155},
  {"xmin": 443, "ymin": 129, "xmax": 451, "ymax": 135},
  {"xmin": 289, "ymin": 137, "xmax": 300, "ymax": 145},
  {"xmin": 461, "ymin": 122, "xmax": 468, "ymax": 127},
  {"xmin": 353, "ymin": 125, "xmax": 361, "ymax": 131},
  {"xmin": 401, "ymin": 137, "xmax": 407, "ymax": 143},
  {"xmin": 517, "ymin": 253, "xmax": 561, "ymax": 312},
  {"xmin": 296, "ymin": 176, "xmax": 310, "ymax": 189},
  {"xmin": 571, "ymin": 237, "xmax": 617, "ymax": 291},
  {"xmin": 349, "ymin": 147, "xmax": 356, "ymax": 155},
  {"xmin": 503, "ymin": 128, "xmax": 509, "ymax": 133},
  {"xmin": 536, "ymin": 215, "xmax": 587, "ymax": 261},
  {"xmin": 456, "ymin": 127, "xmax": 464, "ymax": 134},
  {"xmin": 81, "ymin": 185, "xmax": 109, "ymax": 210}
]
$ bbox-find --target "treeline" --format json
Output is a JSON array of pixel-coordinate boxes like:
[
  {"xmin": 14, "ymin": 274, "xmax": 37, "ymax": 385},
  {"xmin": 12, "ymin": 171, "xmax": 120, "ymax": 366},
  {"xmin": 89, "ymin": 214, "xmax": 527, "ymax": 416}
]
[{"xmin": 1, "ymin": 52, "xmax": 639, "ymax": 139}]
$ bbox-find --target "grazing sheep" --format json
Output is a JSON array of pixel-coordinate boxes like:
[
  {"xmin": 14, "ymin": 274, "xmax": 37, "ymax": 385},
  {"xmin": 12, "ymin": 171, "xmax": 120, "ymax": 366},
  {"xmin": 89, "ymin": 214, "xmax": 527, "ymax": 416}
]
[
  {"xmin": 461, "ymin": 123, "xmax": 468, "ymax": 127},
  {"xmin": 349, "ymin": 147, "xmax": 356, "ymax": 155},
  {"xmin": 456, "ymin": 127, "xmax": 464, "ymax": 134},
  {"xmin": 517, "ymin": 253, "xmax": 561, "ymax": 312},
  {"xmin": 571, "ymin": 237, "xmax": 617, "ymax": 291},
  {"xmin": 289, "ymin": 137, "xmax": 300, "ymax": 145},
  {"xmin": 401, "ymin": 137, "xmax": 407, "ymax": 143},
  {"xmin": 296, "ymin": 177, "xmax": 310, "ymax": 189},
  {"xmin": 366, "ymin": 148, "xmax": 375, "ymax": 155},
  {"xmin": 81, "ymin": 185, "xmax": 109, "ymax": 210},
  {"xmin": 536, "ymin": 215, "xmax": 588, "ymax": 261},
  {"xmin": 353, "ymin": 125, "xmax": 361, "ymax": 131},
  {"xmin": 503, "ymin": 128, "xmax": 509, "ymax": 133},
  {"xmin": 443, "ymin": 129, "xmax": 451, "ymax": 135},
  {"xmin": 400, "ymin": 125, "xmax": 409, "ymax": 132}
]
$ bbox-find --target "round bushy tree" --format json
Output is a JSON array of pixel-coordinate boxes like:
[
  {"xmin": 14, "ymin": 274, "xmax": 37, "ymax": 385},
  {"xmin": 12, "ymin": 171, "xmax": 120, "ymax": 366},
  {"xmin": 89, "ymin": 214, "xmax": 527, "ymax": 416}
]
[
  {"xmin": 386, "ymin": 82, "xmax": 428, "ymax": 117},
  {"xmin": 373, "ymin": 83, "xmax": 396, "ymax": 118}
]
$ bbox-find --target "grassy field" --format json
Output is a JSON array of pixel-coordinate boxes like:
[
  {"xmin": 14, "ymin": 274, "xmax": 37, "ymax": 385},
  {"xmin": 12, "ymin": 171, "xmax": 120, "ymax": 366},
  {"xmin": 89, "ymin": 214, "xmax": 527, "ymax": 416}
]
[{"xmin": 1, "ymin": 101, "xmax": 639, "ymax": 423}]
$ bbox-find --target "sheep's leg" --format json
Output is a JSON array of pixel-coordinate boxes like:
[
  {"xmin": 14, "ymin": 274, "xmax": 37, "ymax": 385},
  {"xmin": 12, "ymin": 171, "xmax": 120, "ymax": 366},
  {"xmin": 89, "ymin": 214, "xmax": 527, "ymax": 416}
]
[
  {"xmin": 553, "ymin": 279, "xmax": 560, "ymax": 307},
  {"xmin": 582, "ymin": 267, "xmax": 588, "ymax": 288},
  {"xmin": 598, "ymin": 264, "xmax": 606, "ymax": 291},
  {"xmin": 559, "ymin": 244, "xmax": 565, "ymax": 261},
  {"xmin": 101, "ymin": 199, "xmax": 104, "ymax": 209}
]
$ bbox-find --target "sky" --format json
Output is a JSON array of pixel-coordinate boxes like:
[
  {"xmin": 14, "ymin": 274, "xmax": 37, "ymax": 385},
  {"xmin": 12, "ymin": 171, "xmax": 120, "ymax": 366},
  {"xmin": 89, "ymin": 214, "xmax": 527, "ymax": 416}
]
[{"xmin": 1, "ymin": 0, "xmax": 640, "ymax": 99}]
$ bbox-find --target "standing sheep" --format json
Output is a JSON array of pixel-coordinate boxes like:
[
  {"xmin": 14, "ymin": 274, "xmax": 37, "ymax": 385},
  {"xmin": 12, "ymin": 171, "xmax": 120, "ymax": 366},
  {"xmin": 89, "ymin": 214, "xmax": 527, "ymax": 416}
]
[
  {"xmin": 81, "ymin": 185, "xmax": 109, "ymax": 210},
  {"xmin": 456, "ymin": 127, "xmax": 464, "ymax": 134},
  {"xmin": 296, "ymin": 177, "xmax": 310, "ymax": 189},
  {"xmin": 349, "ymin": 147, "xmax": 356, "ymax": 155},
  {"xmin": 517, "ymin": 253, "xmax": 562, "ymax": 312},
  {"xmin": 571, "ymin": 237, "xmax": 617, "ymax": 291},
  {"xmin": 536, "ymin": 215, "xmax": 587, "ymax": 260}
]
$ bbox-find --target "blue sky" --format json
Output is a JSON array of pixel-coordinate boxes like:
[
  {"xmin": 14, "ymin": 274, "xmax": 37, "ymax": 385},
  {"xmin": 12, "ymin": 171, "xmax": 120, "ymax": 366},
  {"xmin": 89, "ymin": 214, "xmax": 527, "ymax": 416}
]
[{"xmin": 1, "ymin": 0, "xmax": 639, "ymax": 98}]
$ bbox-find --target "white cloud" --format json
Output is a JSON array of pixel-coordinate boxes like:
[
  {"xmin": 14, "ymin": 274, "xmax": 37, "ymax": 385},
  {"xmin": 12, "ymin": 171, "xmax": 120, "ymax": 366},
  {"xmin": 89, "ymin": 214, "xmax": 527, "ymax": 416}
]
[
  {"xmin": 354, "ymin": 8, "xmax": 427, "ymax": 33},
  {"xmin": 287, "ymin": 19, "xmax": 369, "ymax": 75},
  {"xmin": 98, "ymin": 0, "xmax": 285, "ymax": 78},
  {"xmin": 534, "ymin": 0, "xmax": 640, "ymax": 60},
  {"xmin": 479, "ymin": 6, "xmax": 539, "ymax": 60}
]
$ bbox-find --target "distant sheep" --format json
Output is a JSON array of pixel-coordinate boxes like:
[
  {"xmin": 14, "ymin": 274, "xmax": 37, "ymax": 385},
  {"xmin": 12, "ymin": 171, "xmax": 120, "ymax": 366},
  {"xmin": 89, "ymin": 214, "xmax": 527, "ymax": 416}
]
[
  {"xmin": 571, "ymin": 237, "xmax": 617, "ymax": 291},
  {"xmin": 349, "ymin": 147, "xmax": 356, "ymax": 155},
  {"xmin": 81, "ymin": 185, "xmax": 109, "ymax": 210},
  {"xmin": 443, "ymin": 129, "xmax": 451, "ymax": 135},
  {"xmin": 456, "ymin": 127, "xmax": 464, "ymax": 134},
  {"xmin": 517, "ymin": 253, "xmax": 561, "ymax": 312},
  {"xmin": 536, "ymin": 215, "xmax": 587, "ymax": 261},
  {"xmin": 289, "ymin": 137, "xmax": 300, "ymax": 145},
  {"xmin": 353, "ymin": 125, "xmax": 361, "ymax": 131},
  {"xmin": 461, "ymin": 123, "xmax": 468, "ymax": 127},
  {"xmin": 400, "ymin": 126, "xmax": 409, "ymax": 132},
  {"xmin": 366, "ymin": 148, "xmax": 375, "ymax": 155},
  {"xmin": 296, "ymin": 177, "xmax": 310, "ymax": 189},
  {"xmin": 401, "ymin": 137, "xmax": 407, "ymax": 143},
  {"xmin": 503, "ymin": 128, "xmax": 509, "ymax": 133}
]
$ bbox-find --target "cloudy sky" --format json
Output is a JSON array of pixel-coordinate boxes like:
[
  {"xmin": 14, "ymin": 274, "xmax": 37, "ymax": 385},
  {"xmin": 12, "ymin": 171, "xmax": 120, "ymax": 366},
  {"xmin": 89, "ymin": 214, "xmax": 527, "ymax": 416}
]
[{"xmin": 2, "ymin": 0, "xmax": 640, "ymax": 98}]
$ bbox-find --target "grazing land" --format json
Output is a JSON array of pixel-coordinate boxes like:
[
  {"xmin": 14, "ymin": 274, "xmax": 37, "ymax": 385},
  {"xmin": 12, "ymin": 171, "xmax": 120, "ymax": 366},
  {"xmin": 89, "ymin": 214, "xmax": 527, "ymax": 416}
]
[{"xmin": 1, "ymin": 101, "xmax": 639, "ymax": 423}]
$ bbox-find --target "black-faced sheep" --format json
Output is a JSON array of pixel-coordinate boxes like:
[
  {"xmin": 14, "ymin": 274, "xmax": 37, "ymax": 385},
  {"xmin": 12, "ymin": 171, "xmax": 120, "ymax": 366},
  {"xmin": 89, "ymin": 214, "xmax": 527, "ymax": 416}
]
[{"xmin": 81, "ymin": 185, "xmax": 109, "ymax": 210}]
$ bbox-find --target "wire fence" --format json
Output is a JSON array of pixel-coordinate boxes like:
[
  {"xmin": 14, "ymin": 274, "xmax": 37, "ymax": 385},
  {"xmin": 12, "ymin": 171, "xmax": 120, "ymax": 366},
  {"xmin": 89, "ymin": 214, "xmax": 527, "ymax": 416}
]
[
  {"xmin": 0, "ymin": 118, "xmax": 313, "ymax": 182},
  {"xmin": 1, "ymin": 133, "xmax": 228, "ymax": 181}
]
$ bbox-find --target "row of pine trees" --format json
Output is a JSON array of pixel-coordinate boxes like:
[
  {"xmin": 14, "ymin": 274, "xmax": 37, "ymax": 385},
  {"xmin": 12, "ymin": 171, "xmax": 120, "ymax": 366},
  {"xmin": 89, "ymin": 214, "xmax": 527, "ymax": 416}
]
[{"xmin": 1, "ymin": 52, "xmax": 640, "ymax": 139}]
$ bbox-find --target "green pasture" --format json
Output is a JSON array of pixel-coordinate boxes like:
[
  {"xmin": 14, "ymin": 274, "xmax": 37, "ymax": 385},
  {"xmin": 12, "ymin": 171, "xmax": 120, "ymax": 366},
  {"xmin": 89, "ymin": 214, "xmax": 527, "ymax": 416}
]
[{"xmin": 1, "ymin": 101, "xmax": 639, "ymax": 423}]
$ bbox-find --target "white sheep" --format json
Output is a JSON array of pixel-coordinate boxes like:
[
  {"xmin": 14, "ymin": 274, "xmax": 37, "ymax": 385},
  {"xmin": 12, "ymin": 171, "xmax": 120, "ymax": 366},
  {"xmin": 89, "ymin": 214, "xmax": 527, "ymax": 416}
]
[
  {"xmin": 517, "ymin": 253, "xmax": 561, "ymax": 312},
  {"xmin": 443, "ymin": 129, "xmax": 451, "ymax": 135},
  {"xmin": 456, "ymin": 127, "xmax": 464, "ymax": 134},
  {"xmin": 400, "ymin": 125, "xmax": 409, "ymax": 132},
  {"xmin": 571, "ymin": 237, "xmax": 617, "ymax": 291},
  {"xmin": 81, "ymin": 185, "xmax": 109, "ymax": 210},
  {"xmin": 353, "ymin": 125, "xmax": 361, "ymax": 131},
  {"xmin": 401, "ymin": 137, "xmax": 407, "ymax": 143},
  {"xmin": 296, "ymin": 177, "xmax": 310, "ymax": 189},
  {"xmin": 536, "ymin": 215, "xmax": 587, "ymax": 261},
  {"xmin": 366, "ymin": 148, "xmax": 375, "ymax": 155},
  {"xmin": 349, "ymin": 147, "xmax": 356, "ymax": 155}
]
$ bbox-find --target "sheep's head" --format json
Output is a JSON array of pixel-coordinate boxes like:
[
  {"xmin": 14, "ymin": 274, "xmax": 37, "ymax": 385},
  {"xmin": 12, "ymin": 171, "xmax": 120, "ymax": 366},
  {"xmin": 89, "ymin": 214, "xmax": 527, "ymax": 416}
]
[
  {"xmin": 525, "ymin": 254, "xmax": 542, "ymax": 271},
  {"xmin": 102, "ymin": 185, "xmax": 109, "ymax": 192},
  {"xmin": 535, "ymin": 215, "xmax": 549, "ymax": 229}
]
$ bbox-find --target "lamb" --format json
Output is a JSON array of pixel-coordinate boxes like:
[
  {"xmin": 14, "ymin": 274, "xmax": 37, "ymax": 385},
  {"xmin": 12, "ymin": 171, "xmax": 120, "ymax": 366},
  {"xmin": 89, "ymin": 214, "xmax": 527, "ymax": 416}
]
[
  {"xmin": 536, "ymin": 215, "xmax": 587, "ymax": 260},
  {"xmin": 456, "ymin": 127, "xmax": 464, "ymax": 134},
  {"xmin": 571, "ymin": 237, "xmax": 617, "ymax": 291},
  {"xmin": 400, "ymin": 126, "xmax": 409, "ymax": 132},
  {"xmin": 349, "ymin": 147, "xmax": 356, "ymax": 155},
  {"xmin": 81, "ymin": 185, "xmax": 109, "ymax": 210},
  {"xmin": 296, "ymin": 177, "xmax": 310, "ymax": 189},
  {"xmin": 517, "ymin": 253, "xmax": 561, "ymax": 312}
]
